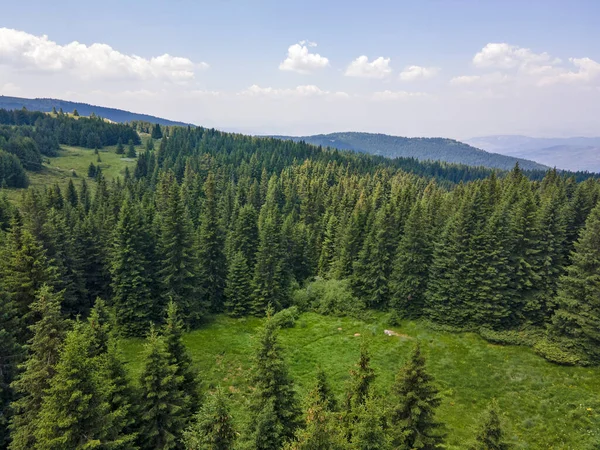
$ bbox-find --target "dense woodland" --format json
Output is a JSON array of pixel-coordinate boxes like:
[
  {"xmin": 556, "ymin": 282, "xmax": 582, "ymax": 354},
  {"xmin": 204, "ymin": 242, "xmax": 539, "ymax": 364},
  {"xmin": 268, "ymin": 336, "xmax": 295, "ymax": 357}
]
[{"xmin": 1, "ymin": 119, "xmax": 600, "ymax": 448}]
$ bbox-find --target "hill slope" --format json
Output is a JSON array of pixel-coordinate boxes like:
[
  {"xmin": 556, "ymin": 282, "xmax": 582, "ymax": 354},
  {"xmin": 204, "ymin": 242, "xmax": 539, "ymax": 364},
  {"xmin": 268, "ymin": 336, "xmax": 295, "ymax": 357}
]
[
  {"xmin": 0, "ymin": 95, "xmax": 192, "ymax": 127},
  {"xmin": 271, "ymin": 132, "xmax": 548, "ymax": 171},
  {"xmin": 466, "ymin": 135, "xmax": 600, "ymax": 172}
]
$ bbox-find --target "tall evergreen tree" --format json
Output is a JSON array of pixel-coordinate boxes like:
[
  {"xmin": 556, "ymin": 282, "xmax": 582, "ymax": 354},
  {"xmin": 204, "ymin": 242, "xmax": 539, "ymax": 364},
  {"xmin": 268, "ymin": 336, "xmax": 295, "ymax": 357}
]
[
  {"xmin": 389, "ymin": 343, "xmax": 444, "ymax": 450},
  {"xmin": 65, "ymin": 179, "xmax": 78, "ymax": 207},
  {"xmin": 126, "ymin": 140, "xmax": 136, "ymax": 158},
  {"xmin": 350, "ymin": 397, "xmax": 389, "ymax": 450},
  {"xmin": 162, "ymin": 301, "xmax": 200, "ymax": 421},
  {"xmin": 157, "ymin": 172, "xmax": 199, "ymax": 324},
  {"xmin": 245, "ymin": 314, "xmax": 301, "ymax": 449},
  {"xmin": 110, "ymin": 197, "xmax": 155, "ymax": 336},
  {"xmin": 182, "ymin": 389, "xmax": 236, "ymax": 450},
  {"xmin": 224, "ymin": 250, "xmax": 253, "ymax": 317},
  {"xmin": 35, "ymin": 322, "xmax": 113, "ymax": 450},
  {"xmin": 9, "ymin": 286, "xmax": 66, "ymax": 450},
  {"xmin": 197, "ymin": 173, "xmax": 227, "ymax": 313},
  {"xmin": 115, "ymin": 138, "xmax": 124, "ymax": 155},
  {"xmin": 138, "ymin": 327, "xmax": 186, "ymax": 450},
  {"xmin": 549, "ymin": 202, "xmax": 600, "ymax": 362}
]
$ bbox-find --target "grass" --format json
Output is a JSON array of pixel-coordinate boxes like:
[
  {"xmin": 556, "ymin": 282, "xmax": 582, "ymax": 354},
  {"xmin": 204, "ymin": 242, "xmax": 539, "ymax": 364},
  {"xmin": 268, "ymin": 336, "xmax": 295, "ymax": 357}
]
[
  {"xmin": 120, "ymin": 312, "xmax": 600, "ymax": 449},
  {"xmin": 2, "ymin": 142, "xmax": 145, "ymax": 203}
]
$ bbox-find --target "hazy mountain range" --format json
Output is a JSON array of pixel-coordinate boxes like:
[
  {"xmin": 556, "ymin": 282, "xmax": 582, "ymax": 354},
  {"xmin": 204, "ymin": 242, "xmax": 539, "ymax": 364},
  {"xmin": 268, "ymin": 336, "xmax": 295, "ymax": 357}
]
[
  {"xmin": 271, "ymin": 132, "xmax": 548, "ymax": 171},
  {"xmin": 466, "ymin": 135, "xmax": 600, "ymax": 173}
]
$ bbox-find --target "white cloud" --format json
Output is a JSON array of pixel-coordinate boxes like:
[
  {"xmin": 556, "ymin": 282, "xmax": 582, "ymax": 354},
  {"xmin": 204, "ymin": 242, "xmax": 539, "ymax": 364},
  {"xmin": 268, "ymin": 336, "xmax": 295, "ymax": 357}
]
[
  {"xmin": 278, "ymin": 42, "xmax": 329, "ymax": 74},
  {"xmin": 345, "ymin": 56, "xmax": 392, "ymax": 79},
  {"xmin": 0, "ymin": 27, "xmax": 206, "ymax": 82},
  {"xmin": 239, "ymin": 84, "xmax": 347, "ymax": 99},
  {"xmin": 472, "ymin": 42, "xmax": 560, "ymax": 74},
  {"xmin": 399, "ymin": 65, "xmax": 439, "ymax": 81},
  {"xmin": 450, "ymin": 72, "xmax": 510, "ymax": 86},
  {"xmin": 372, "ymin": 90, "xmax": 429, "ymax": 100},
  {"xmin": 539, "ymin": 57, "xmax": 600, "ymax": 86}
]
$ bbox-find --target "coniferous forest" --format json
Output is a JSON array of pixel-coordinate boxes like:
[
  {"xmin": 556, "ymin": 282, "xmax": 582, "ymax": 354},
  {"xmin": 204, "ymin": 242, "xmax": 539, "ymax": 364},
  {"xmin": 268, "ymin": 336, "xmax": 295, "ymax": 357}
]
[{"xmin": 1, "ymin": 118, "xmax": 600, "ymax": 449}]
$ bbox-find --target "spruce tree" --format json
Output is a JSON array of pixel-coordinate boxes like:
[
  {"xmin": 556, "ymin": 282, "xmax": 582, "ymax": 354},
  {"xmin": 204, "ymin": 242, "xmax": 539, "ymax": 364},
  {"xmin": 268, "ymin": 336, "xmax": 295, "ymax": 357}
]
[
  {"xmin": 471, "ymin": 401, "xmax": 510, "ymax": 450},
  {"xmin": 314, "ymin": 367, "xmax": 337, "ymax": 412},
  {"xmin": 35, "ymin": 322, "xmax": 113, "ymax": 449},
  {"xmin": 389, "ymin": 343, "xmax": 444, "ymax": 450},
  {"xmin": 110, "ymin": 197, "xmax": 155, "ymax": 336},
  {"xmin": 126, "ymin": 140, "xmax": 136, "ymax": 158},
  {"xmin": 182, "ymin": 388, "xmax": 236, "ymax": 450},
  {"xmin": 390, "ymin": 201, "xmax": 432, "ymax": 318},
  {"xmin": 162, "ymin": 301, "xmax": 200, "ymax": 420},
  {"xmin": 245, "ymin": 314, "xmax": 301, "ymax": 449},
  {"xmin": 350, "ymin": 397, "xmax": 390, "ymax": 450},
  {"xmin": 345, "ymin": 343, "xmax": 376, "ymax": 412},
  {"xmin": 138, "ymin": 326, "xmax": 186, "ymax": 450},
  {"xmin": 550, "ymin": 202, "xmax": 600, "ymax": 362},
  {"xmin": 317, "ymin": 213, "xmax": 338, "ymax": 278},
  {"xmin": 197, "ymin": 173, "xmax": 227, "ymax": 312},
  {"xmin": 229, "ymin": 203, "xmax": 259, "ymax": 268},
  {"xmin": 351, "ymin": 204, "xmax": 395, "ymax": 309},
  {"xmin": 9, "ymin": 285, "xmax": 66, "ymax": 450},
  {"xmin": 115, "ymin": 138, "xmax": 124, "ymax": 155},
  {"xmin": 224, "ymin": 250, "xmax": 253, "ymax": 317},
  {"xmin": 151, "ymin": 123, "xmax": 163, "ymax": 140},
  {"xmin": 65, "ymin": 179, "xmax": 78, "ymax": 207},
  {"xmin": 157, "ymin": 172, "xmax": 199, "ymax": 325}
]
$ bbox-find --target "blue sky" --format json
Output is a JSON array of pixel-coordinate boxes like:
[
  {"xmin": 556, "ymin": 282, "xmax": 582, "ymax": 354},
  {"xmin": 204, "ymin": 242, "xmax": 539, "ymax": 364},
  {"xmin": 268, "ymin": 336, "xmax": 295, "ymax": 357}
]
[{"xmin": 1, "ymin": 0, "xmax": 599, "ymax": 137}]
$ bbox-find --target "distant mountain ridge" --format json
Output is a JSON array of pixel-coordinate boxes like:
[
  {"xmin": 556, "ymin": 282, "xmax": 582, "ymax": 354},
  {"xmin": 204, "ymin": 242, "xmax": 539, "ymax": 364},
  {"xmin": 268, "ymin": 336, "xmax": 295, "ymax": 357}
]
[
  {"xmin": 271, "ymin": 132, "xmax": 548, "ymax": 171},
  {"xmin": 466, "ymin": 135, "xmax": 600, "ymax": 172},
  {"xmin": 0, "ymin": 95, "xmax": 192, "ymax": 127}
]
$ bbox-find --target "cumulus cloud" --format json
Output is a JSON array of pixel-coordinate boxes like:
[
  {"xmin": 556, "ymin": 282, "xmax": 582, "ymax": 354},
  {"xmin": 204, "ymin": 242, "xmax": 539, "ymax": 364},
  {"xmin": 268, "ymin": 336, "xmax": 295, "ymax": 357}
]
[
  {"xmin": 472, "ymin": 42, "xmax": 560, "ymax": 75},
  {"xmin": 0, "ymin": 27, "xmax": 206, "ymax": 82},
  {"xmin": 539, "ymin": 57, "xmax": 600, "ymax": 86},
  {"xmin": 345, "ymin": 56, "xmax": 392, "ymax": 79},
  {"xmin": 399, "ymin": 65, "xmax": 439, "ymax": 81},
  {"xmin": 278, "ymin": 42, "xmax": 329, "ymax": 74},
  {"xmin": 239, "ymin": 84, "xmax": 347, "ymax": 99},
  {"xmin": 372, "ymin": 90, "xmax": 429, "ymax": 100}
]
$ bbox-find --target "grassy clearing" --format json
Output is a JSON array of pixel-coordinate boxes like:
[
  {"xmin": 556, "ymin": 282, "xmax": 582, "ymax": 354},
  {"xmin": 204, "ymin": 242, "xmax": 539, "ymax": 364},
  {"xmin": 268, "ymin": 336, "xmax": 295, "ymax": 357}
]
[
  {"xmin": 120, "ymin": 312, "xmax": 600, "ymax": 449},
  {"xmin": 2, "ymin": 142, "xmax": 144, "ymax": 203}
]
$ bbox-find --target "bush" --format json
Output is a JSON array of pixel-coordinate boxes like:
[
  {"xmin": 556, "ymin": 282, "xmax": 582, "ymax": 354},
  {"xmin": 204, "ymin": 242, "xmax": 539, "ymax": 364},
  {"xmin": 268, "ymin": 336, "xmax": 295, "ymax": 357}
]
[
  {"xmin": 292, "ymin": 278, "xmax": 365, "ymax": 318},
  {"xmin": 534, "ymin": 338, "xmax": 589, "ymax": 366},
  {"xmin": 479, "ymin": 327, "xmax": 544, "ymax": 347},
  {"xmin": 272, "ymin": 306, "xmax": 300, "ymax": 329}
]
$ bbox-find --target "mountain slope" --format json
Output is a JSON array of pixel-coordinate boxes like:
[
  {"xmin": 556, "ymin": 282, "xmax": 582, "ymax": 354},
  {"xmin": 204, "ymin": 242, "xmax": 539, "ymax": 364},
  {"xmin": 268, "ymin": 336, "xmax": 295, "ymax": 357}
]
[
  {"xmin": 0, "ymin": 95, "xmax": 192, "ymax": 127},
  {"xmin": 466, "ymin": 135, "xmax": 600, "ymax": 172},
  {"xmin": 271, "ymin": 132, "xmax": 548, "ymax": 171}
]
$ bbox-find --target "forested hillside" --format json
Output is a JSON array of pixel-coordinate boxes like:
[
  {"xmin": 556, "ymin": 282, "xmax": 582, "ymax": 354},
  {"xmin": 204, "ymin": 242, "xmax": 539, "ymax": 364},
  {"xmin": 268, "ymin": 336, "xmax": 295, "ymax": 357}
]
[
  {"xmin": 1, "ymin": 121, "xmax": 600, "ymax": 448},
  {"xmin": 0, "ymin": 96, "xmax": 191, "ymax": 126},
  {"xmin": 272, "ymin": 131, "xmax": 549, "ymax": 171}
]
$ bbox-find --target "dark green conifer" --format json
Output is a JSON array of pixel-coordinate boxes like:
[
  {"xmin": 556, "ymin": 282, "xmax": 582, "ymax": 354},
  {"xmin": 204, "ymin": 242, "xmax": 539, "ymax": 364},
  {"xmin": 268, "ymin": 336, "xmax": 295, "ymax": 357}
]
[
  {"xmin": 245, "ymin": 314, "xmax": 301, "ymax": 449},
  {"xmin": 224, "ymin": 250, "xmax": 253, "ymax": 317},
  {"xmin": 65, "ymin": 179, "xmax": 78, "ymax": 207},
  {"xmin": 138, "ymin": 326, "xmax": 186, "ymax": 450},
  {"xmin": 9, "ymin": 286, "xmax": 66, "ymax": 450},
  {"xmin": 389, "ymin": 343, "xmax": 444, "ymax": 450},
  {"xmin": 126, "ymin": 140, "xmax": 136, "ymax": 158},
  {"xmin": 471, "ymin": 401, "xmax": 510, "ymax": 450},
  {"xmin": 115, "ymin": 138, "xmax": 124, "ymax": 155},
  {"xmin": 182, "ymin": 388, "xmax": 236, "ymax": 450}
]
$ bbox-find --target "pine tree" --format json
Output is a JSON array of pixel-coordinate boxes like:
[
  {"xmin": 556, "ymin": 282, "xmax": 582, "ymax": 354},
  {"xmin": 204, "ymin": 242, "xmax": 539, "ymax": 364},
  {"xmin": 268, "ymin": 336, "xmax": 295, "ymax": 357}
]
[
  {"xmin": 162, "ymin": 301, "xmax": 200, "ymax": 420},
  {"xmin": 314, "ymin": 367, "xmax": 337, "ymax": 412},
  {"xmin": 345, "ymin": 343, "xmax": 376, "ymax": 412},
  {"xmin": 245, "ymin": 314, "xmax": 301, "ymax": 449},
  {"xmin": 65, "ymin": 179, "xmax": 78, "ymax": 207},
  {"xmin": 35, "ymin": 322, "xmax": 113, "ymax": 449},
  {"xmin": 287, "ymin": 385, "xmax": 345, "ymax": 450},
  {"xmin": 0, "ymin": 220, "xmax": 56, "ymax": 332},
  {"xmin": 390, "ymin": 201, "xmax": 432, "ymax": 318},
  {"xmin": 9, "ymin": 285, "xmax": 66, "ymax": 450},
  {"xmin": 389, "ymin": 343, "xmax": 444, "ymax": 450},
  {"xmin": 471, "ymin": 401, "xmax": 510, "ymax": 450},
  {"xmin": 229, "ymin": 203, "xmax": 259, "ymax": 268},
  {"xmin": 317, "ymin": 213, "xmax": 338, "ymax": 278},
  {"xmin": 182, "ymin": 388, "xmax": 236, "ymax": 450},
  {"xmin": 126, "ymin": 140, "xmax": 136, "ymax": 158},
  {"xmin": 0, "ymin": 291, "xmax": 22, "ymax": 448},
  {"xmin": 110, "ymin": 197, "xmax": 155, "ymax": 336},
  {"xmin": 197, "ymin": 173, "xmax": 227, "ymax": 313},
  {"xmin": 157, "ymin": 172, "xmax": 199, "ymax": 325},
  {"xmin": 88, "ymin": 162, "xmax": 97, "ymax": 178},
  {"xmin": 224, "ymin": 250, "xmax": 253, "ymax": 317},
  {"xmin": 115, "ymin": 138, "xmax": 124, "ymax": 155},
  {"xmin": 138, "ymin": 326, "xmax": 186, "ymax": 450},
  {"xmin": 550, "ymin": 203, "xmax": 600, "ymax": 362},
  {"xmin": 350, "ymin": 397, "xmax": 390, "ymax": 450},
  {"xmin": 151, "ymin": 123, "xmax": 163, "ymax": 140}
]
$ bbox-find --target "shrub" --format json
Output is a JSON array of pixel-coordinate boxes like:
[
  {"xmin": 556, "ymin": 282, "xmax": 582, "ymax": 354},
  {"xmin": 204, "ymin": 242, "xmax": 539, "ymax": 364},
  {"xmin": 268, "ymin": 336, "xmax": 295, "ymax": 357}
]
[
  {"xmin": 292, "ymin": 278, "xmax": 365, "ymax": 317},
  {"xmin": 272, "ymin": 306, "xmax": 300, "ymax": 328},
  {"xmin": 534, "ymin": 338, "xmax": 589, "ymax": 366}
]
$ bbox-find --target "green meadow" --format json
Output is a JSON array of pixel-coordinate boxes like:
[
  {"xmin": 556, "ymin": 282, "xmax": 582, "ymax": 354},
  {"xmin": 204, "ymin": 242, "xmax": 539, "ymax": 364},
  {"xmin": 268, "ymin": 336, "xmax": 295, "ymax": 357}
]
[{"xmin": 120, "ymin": 313, "xmax": 600, "ymax": 449}]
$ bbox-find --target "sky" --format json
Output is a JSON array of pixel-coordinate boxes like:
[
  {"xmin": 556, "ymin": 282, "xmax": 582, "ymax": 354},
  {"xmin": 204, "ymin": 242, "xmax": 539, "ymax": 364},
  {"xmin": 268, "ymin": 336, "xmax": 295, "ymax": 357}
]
[{"xmin": 1, "ymin": 0, "xmax": 600, "ymax": 139}]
